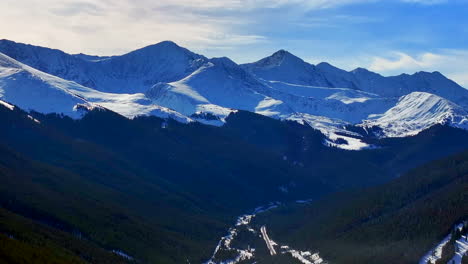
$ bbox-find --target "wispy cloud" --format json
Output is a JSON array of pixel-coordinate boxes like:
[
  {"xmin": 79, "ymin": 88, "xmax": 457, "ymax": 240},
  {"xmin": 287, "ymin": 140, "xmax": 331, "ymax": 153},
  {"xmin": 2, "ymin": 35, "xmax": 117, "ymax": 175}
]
[
  {"xmin": 1, "ymin": 0, "xmax": 464, "ymax": 90},
  {"xmin": 0, "ymin": 0, "xmax": 270, "ymax": 55},
  {"xmin": 306, "ymin": 49, "xmax": 468, "ymax": 88},
  {"xmin": 0, "ymin": 0, "xmax": 451, "ymax": 55},
  {"xmin": 368, "ymin": 50, "xmax": 468, "ymax": 87},
  {"xmin": 369, "ymin": 51, "xmax": 442, "ymax": 72}
]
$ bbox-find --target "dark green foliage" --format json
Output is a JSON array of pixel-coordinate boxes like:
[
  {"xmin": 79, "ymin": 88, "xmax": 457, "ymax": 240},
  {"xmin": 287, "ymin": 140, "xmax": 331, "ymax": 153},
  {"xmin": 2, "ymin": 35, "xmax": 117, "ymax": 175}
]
[
  {"xmin": 0, "ymin": 106, "xmax": 328, "ymax": 263},
  {"xmin": 0, "ymin": 234, "xmax": 84, "ymax": 264},
  {"xmin": 255, "ymin": 150, "xmax": 468, "ymax": 264},
  {"xmin": 0, "ymin": 104, "xmax": 468, "ymax": 263},
  {"xmin": 0, "ymin": 206, "xmax": 130, "ymax": 264}
]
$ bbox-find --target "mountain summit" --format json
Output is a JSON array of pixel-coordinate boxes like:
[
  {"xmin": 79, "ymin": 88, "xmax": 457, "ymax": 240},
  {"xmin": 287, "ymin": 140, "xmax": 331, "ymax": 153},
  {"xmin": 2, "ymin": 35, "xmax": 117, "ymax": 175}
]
[
  {"xmin": 1, "ymin": 39, "xmax": 467, "ymax": 143},
  {"xmin": 0, "ymin": 39, "xmax": 208, "ymax": 93},
  {"xmin": 241, "ymin": 50, "xmax": 331, "ymax": 86}
]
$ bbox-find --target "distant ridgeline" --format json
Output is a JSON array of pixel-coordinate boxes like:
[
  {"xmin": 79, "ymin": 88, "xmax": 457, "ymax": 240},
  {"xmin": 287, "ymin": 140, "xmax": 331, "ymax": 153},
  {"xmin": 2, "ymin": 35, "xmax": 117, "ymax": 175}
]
[
  {"xmin": 1, "ymin": 39, "xmax": 468, "ymax": 151},
  {"xmin": 0, "ymin": 39, "xmax": 467, "ymax": 264}
]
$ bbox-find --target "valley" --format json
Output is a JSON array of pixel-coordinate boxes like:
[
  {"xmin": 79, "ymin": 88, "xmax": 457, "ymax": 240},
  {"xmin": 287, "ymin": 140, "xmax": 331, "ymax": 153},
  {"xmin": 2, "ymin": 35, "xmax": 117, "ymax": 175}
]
[{"xmin": 0, "ymin": 39, "xmax": 466, "ymax": 263}]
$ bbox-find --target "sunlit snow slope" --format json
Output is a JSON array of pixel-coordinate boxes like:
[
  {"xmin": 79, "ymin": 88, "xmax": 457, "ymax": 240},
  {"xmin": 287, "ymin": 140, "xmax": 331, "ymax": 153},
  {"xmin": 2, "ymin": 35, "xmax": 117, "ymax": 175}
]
[
  {"xmin": 0, "ymin": 52, "xmax": 191, "ymax": 122},
  {"xmin": 1, "ymin": 39, "xmax": 468, "ymax": 146},
  {"xmin": 361, "ymin": 92, "xmax": 468, "ymax": 137}
]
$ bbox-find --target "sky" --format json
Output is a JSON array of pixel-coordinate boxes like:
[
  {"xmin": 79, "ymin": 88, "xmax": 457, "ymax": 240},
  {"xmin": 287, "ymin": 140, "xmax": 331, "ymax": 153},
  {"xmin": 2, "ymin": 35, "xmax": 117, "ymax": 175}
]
[{"xmin": 1, "ymin": 0, "xmax": 467, "ymax": 86}]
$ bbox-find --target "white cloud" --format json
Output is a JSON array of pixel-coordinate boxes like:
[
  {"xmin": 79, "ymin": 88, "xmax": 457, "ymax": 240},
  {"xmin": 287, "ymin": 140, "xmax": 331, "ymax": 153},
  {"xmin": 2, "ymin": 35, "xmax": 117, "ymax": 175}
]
[
  {"xmin": 0, "ymin": 0, "xmax": 449, "ymax": 56},
  {"xmin": 306, "ymin": 49, "xmax": 468, "ymax": 88},
  {"xmin": 1, "ymin": 0, "xmax": 462, "ymax": 90},
  {"xmin": 369, "ymin": 51, "xmax": 442, "ymax": 72},
  {"xmin": 368, "ymin": 50, "xmax": 468, "ymax": 87},
  {"xmin": 0, "ymin": 0, "xmax": 269, "ymax": 55}
]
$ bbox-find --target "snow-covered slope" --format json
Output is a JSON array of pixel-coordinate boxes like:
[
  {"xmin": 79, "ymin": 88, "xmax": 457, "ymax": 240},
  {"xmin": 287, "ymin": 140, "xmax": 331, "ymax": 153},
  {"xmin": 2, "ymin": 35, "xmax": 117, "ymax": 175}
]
[
  {"xmin": 90, "ymin": 41, "xmax": 207, "ymax": 93},
  {"xmin": 145, "ymin": 55, "xmax": 395, "ymax": 130},
  {"xmin": 0, "ymin": 52, "xmax": 94, "ymax": 118},
  {"xmin": 261, "ymin": 82, "xmax": 396, "ymax": 123},
  {"xmin": 242, "ymin": 50, "xmax": 468, "ymax": 108},
  {"xmin": 351, "ymin": 68, "xmax": 468, "ymax": 108},
  {"xmin": 361, "ymin": 92, "xmax": 468, "ymax": 137},
  {"xmin": 241, "ymin": 50, "xmax": 331, "ymax": 87},
  {"xmin": 1, "ymin": 39, "xmax": 467, "ymax": 145},
  {"xmin": 0, "ymin": 39, "xmax": 207, "ymax": 93},
  {"xmin": 0, "ymin": 52, "xmax": 192, "ymax": 122},
  {"xmin": 146, "ymin": 57, "xmax": 291, "ymax": 123}
]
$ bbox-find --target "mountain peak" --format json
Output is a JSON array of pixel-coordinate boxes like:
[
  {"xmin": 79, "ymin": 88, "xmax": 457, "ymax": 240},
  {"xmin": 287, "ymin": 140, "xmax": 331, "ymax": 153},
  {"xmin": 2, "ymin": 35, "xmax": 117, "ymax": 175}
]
[
  {"xmin": 316, "ymin": 62, "xmax": 332, "ymax": 67},
  {"xmin": 350, "ymin": 67, "xmax": 383, "ymax": 77},
  {"xmin": 0, "ymin": 39, "xmax": 15, "ymax": 44},
  {"xmin": 270, "ymin": 49, "xmax": 301, "ymax": 61},
  {"xmin": 351, "ymin": 67, "xmax": 371, "ymax": 73},
  {"xmin": 125, "ymin": 41, "xmax": 187, "ymax": 56},
  {"xmin": 116, "ymin": 41, "xmax": 208, "ymax": 62},
  {"xmin": 316, "ymin": 62, "xmax": 344, "ymax": 72},
  {"xmin": 210, "ymin": 57, "xmax": 238, "ymax": 68},
  {"xmin": 272, "ymin": 49, "xmax": 292, "ymax": 56},
  {"xmin": 246, "ymin": 49, "xmax": 307, "ymax": 70},
  {"xmin": 412, "ymin": 70, "xmax": 445, "ymax": 78},
  {"xmin": 152, "ymin": 40, "xmax": 180, "ymax": 49},
  {"xmin": 0, "ymin": 39, "xmax": 23, "ymax": 48}
]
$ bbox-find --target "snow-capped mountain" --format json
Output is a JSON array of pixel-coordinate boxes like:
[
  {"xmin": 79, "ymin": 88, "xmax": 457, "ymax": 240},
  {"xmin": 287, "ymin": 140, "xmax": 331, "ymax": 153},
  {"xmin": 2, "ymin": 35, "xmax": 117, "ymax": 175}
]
[
  {"xmin": 0, "ymin": 52, "xmax": 93, "ymax": 118},
  {"xmin": 1, "ymin": 39, "xmax": 467, "ymax": 147},
  {"xmin": 361, "ymin": 92, "xmax": 468, "ymax": 137},
  {"xmin": 351, "ymin": 68, "xmax": 468, "ymax": 108},
  {"xmin": 144, "ymin": 54, "xmax": 395, "ymax": 131},
  {"xmin": 241, "ymin": 50, "xmax": 332, "ymax": 87},
  {"xmin": 242, "ymin": 50, "xmax": 468, "ymax": 108},
  {"xmin": 0, "ymin": 52, "xmax": 191, "ymax": 122},
  {"xmin": 147, "ymin": 58, "xmax": 265, "ymax": 113},
  {"xmin": 0, "ymin": 39, "xmax": 207, "ymax": 93}
]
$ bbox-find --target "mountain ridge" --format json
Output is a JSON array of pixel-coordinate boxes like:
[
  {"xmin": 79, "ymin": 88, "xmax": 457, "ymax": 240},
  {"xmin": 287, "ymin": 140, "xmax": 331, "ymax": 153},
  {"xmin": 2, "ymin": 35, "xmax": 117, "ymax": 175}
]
[
  {"xmin": 243, "ymin": 49, "xmax": 468, "ymax": 106},
  {"xmin": 1, "ymin": 39, "xmax": 468, "ymax": 143}
]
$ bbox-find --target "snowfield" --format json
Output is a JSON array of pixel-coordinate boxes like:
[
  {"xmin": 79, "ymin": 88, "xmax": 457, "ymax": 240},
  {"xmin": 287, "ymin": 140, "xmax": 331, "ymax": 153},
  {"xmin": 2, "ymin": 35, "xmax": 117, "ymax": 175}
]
[
  {"xmin": 361, "ymin": 92, "xmax": 468, "ymax": 137},
  {"xmin": 0, "ymin": 52, "xmax": 193, "ymax": 122},
  {"xmin": 1, "ymin": 39, "xmax": 468, "ymax": 149}
]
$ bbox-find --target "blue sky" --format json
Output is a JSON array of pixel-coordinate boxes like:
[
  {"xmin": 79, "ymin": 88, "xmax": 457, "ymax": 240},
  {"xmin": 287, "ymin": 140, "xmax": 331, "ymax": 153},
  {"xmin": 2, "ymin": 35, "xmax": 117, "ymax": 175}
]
[{"xmin": 1, "ymin": 0, "xmax": 467, "ymax": 86}]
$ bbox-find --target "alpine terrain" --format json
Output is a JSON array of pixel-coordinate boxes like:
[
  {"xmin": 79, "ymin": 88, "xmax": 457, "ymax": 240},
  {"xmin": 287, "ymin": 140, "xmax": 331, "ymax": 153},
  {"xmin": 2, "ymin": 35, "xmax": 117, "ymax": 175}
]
[{"xmin": 0, "ymin": 39, "xmax": 467, "ymax": 264}]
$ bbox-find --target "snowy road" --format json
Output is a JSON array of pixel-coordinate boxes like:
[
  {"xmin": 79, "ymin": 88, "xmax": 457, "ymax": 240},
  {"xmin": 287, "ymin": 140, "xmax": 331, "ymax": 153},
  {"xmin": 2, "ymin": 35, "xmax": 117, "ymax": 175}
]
[
  {"xmin": 260, "ymin": 226, "xmax": 277, "ymax": 255},
  {"xmin": 204, "ymin": 200, "xmax": 325, "ymax": 264}
]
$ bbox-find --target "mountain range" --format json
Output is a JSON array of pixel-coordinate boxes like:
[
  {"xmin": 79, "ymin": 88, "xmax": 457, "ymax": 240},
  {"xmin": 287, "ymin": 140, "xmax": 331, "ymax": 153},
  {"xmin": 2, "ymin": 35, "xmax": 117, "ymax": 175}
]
[
  {"xmin": 1, "ymin": 39, "xmax": 468, "ymax": 149},
  {"xmin": 0, "ymin": 39, "xmax": 467, "ymax": 264}
]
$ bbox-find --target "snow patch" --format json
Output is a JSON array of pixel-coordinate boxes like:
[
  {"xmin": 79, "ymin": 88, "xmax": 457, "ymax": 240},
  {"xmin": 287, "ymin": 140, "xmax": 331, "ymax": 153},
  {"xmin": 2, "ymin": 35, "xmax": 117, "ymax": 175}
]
[
  {"xmin": 206, "ymin": 200, "xmax": 325, "ymax": 264},
  {"xmin": 0, "ymin": 100, "xmax": 14, "ymax": 110},
  {"xmin": 419, "ymin": 234, "xmax": 451, "ymax": 264},
  {"xmin": 111, "ymin": 250, "xmax": 134, "ymax": 261},
  {"xmin": 450, "ymin": 234, "xmax": 468, "ymax": 264},
  {"xmin": 420, "ymin": 222, "xmax": 468, "ymax": 264}
]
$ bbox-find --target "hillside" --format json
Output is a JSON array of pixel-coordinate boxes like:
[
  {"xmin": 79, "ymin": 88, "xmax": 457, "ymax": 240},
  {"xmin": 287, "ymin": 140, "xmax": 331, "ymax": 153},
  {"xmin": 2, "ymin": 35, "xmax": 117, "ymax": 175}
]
[
  {"xmin": 1, "ymin": 98, "xmax": 468, "ymax": 263},
  {"xmin": 1, "ymin": 39, "xmax": 468, "ymax": 141},
  {"xmin": 0, "ymin": 39, "xmax": 467, "ymax": 263},
  {"xmin": 253, "ymin": 150, "xmax": 468, "ymax": 264}
]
